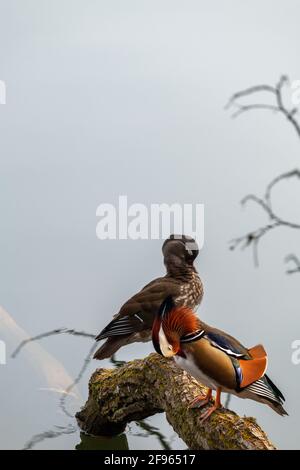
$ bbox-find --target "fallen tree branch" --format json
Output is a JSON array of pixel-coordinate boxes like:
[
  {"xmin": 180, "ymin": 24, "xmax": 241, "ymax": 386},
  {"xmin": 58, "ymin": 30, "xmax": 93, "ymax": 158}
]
[{"xmin": 76, "ymin": 353, "xmax": 276, "ymax": 450}]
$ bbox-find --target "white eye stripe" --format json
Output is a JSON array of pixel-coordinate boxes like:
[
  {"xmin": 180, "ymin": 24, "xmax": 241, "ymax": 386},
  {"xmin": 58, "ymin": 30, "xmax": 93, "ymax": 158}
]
[{"xmin": 158, "ymin": 324, "xmax": 174, "ymax": 357}]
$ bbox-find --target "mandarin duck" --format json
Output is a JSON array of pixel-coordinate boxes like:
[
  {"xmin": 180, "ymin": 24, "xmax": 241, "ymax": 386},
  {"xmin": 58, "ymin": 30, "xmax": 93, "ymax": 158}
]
[
  {"xmin": 93, "ymin": 234, "xmax": 203, "ymax": 360},
  {"xmin": 152, "ymin": 297, "xmax": 287, "ymax": 420}
]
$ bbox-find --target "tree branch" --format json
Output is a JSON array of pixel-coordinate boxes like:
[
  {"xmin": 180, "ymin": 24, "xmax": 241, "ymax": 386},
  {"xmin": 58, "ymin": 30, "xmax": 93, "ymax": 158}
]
[
  {"xmin": 76, "ymin": 353, "xmax": 276, "ymax": 450},
  {"xmin": 229, "ymin": 170, "xmax": 300, "ymax": 266},
  {"xmin": 11, "ymin": 328, "xmax": 95, "ymax": 359},
  {"xmin": 227, "ymin": 76, "xmax": 300, "ymax": 271},
  {"xmin": 226, "ymin": 75, "xmax": 300, "ymax": 138},
  {"xmin": 285, "ymin": 254, "xmax": 300, "ymax": 274}
]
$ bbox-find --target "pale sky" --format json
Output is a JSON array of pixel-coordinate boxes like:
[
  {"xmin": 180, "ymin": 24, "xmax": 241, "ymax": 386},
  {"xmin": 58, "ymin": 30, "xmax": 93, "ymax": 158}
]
[{"xmin": 0, "ymin": 0, "xmax": 300, "ymax": 449}]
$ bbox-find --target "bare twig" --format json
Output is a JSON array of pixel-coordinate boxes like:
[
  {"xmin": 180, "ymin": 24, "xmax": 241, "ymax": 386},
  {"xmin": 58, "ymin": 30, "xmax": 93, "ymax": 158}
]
[
  {"xmin": 226, "ymin": 75, "xmax": 300, "ymax": 138},
  {"xmin": 11, "ymin": 328, "xmax": 95, "ymax": 359},
  {"xmin": 59, "ymin": 342, "xmax": 99, "ymax": 418},
  {"xmin": 229, "ymin": 170, "xmax": 300, "ymax": 266},
  {"xmin": 230, "ymin": 104, "xmax": 279, "ymax": 119},
  {"xmin": 285, "ymin": 254, "xmax": 300, "ymax": 274},
  {"xmin": 134, "ymin": 421, "xmax": 172, "ymax": 450},
  {"xmin": 23, "ymin": 424, "xmax": 76, "ymax": 450},
  {"xmin": 18, "ymin": 327, "xmax": 141, "ymax": 448},
  {"xmin": 227, "ymin": 76, "xmax": 300, "ymax": 270},
  {"xmin": 11, "ymin": 327, "xmax": 128, "ymax": 418},
  {"xmin": 20, "ymin": 330, "xmax": 174, "ymax": 449}
]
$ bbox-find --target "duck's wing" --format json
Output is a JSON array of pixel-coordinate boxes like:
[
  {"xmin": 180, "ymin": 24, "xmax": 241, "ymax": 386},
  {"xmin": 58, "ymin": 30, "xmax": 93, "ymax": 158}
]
[
  {"xmin": 189, "ymin": 323, "xmax": 268, "ymax": 389},
  {"xmin": 95, "ymin": 278, "xmax": 181, "ymax": 341},
  {"xmin": 200, "ymin": 323, "xmax": 251, "ymax": 359}
]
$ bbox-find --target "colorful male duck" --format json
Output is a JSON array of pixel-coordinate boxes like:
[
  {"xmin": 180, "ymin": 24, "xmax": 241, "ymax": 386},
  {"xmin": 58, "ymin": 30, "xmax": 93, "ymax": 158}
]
[
  {"xmin": 152, "ymin": 297, "xmax": 287, "ymax": 421},
  {"xmin": 94, "ymin": 235, "xmax": 203, "ymax": 360}
]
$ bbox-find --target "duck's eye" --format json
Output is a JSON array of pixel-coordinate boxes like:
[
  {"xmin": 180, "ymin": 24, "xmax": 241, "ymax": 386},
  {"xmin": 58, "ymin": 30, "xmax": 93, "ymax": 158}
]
[{"xmin": 168, "ymin": 345, "xmax": 173, "ymax": 350}]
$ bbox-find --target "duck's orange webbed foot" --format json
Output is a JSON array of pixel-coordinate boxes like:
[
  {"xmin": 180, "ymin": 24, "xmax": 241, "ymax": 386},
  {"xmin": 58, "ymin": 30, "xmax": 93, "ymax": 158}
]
[
  {"xmin": 199, "ymin": 387, "xmax": 222, "ymax": 422},
  {"xmin": 188, "ymin": 388, "xmax": 212, "ymax": 409}
]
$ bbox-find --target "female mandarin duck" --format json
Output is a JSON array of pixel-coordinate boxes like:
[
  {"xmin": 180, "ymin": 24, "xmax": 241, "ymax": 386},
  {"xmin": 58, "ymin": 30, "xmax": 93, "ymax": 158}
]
[
  {"xmin": 152, "ymin": 297, "xmax": 287, "ymax": 421},
  {"xmin": 93, "ymin": 235, "xmax": 203, "ymax": 360}
]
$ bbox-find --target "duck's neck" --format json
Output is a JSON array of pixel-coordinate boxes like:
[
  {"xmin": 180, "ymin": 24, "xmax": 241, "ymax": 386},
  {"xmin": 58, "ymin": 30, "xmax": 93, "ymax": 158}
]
[{"xmin": 166, "ymin": 264, "xmax": 198, "ymax": 281}]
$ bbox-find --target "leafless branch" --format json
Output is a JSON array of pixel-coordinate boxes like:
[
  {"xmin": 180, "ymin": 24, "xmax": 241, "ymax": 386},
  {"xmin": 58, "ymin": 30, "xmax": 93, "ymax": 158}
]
[
  {"xmin": 229, "ymin": 169, "xmax": 300, "ymax": 266},
  {"xmin": 59, "ymin": 342, "xmax": 99, "ymax": 418},
  {"xmin": 226, "ymin": 75, "xmax": 300, "ymax": 138},
  {"xmin": 11, "ymin": 328, "xmax": 95, "ymax": 359},
  {"xmin": 12, "ymin": 327, "xmax": 97, "ymax": 420},
  {"xmin": 227, "ymin": 76, "xmax": 300, "ymax": 271},
  {"xmin": 285, "ymin": 254, "xmax": 300, "ymax": 274},
  {"xmin": 23, "ymin": 424, "xmax": 76, "ymax": 450},
  {"xmin": 230, "ymin": 104, "xmax": 279, "ymax": 119}
]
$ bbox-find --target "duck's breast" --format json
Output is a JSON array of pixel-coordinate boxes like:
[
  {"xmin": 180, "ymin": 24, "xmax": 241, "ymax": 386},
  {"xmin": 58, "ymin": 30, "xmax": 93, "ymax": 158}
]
[{"xmin": 174, "ymin": 353, "xmax": 218, "ymax": 390}]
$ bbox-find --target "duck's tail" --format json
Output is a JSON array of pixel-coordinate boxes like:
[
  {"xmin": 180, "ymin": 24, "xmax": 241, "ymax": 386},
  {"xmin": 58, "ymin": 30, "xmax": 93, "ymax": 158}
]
[
  {"xmin": 244, "ymin": 374, "xmax": 288, "ymax": 416},
  {"xmin": 93, "ymin": 335, "xmax": 132, "ymax": 360}
]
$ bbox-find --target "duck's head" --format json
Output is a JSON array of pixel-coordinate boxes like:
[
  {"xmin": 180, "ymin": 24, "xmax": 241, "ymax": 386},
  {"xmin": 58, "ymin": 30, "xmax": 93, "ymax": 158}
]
[
  {"xmin": 162, "ymin": 235, "xmax": 199, "ymax": 273},
  {"xmin": 152, "ymin": 296, "xmax": 199, "ymax": 358}
]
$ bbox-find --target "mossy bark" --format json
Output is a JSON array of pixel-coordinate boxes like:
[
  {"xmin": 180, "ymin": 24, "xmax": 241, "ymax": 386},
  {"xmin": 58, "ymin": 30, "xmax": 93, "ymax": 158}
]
[{"xmin": 76, "ymin": 353, "xmax": 276, "ymax": 450}]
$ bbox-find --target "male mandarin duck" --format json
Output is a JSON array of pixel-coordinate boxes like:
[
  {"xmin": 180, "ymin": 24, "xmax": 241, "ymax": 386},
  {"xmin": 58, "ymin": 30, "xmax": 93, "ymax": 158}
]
[
  {"xmin": 93, "ymin": 235, "xmax": 203, "ymax": 360},
  {"xmin": 152, "ymin": 297, "xmax": 287, "ymax": 421}
]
